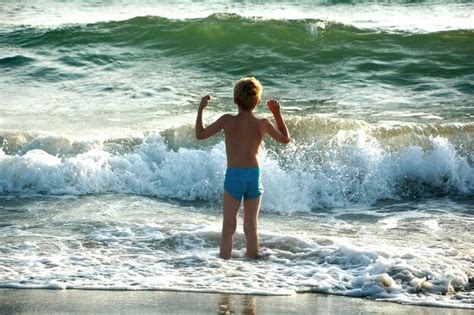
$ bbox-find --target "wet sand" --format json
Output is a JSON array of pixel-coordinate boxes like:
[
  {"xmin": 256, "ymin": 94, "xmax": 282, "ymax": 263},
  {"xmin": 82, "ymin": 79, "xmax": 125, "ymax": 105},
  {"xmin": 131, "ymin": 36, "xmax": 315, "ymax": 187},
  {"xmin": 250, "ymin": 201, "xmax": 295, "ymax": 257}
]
[{"xmin": 0, "ymin": 289, "xmax": 471, "ymax": 314}]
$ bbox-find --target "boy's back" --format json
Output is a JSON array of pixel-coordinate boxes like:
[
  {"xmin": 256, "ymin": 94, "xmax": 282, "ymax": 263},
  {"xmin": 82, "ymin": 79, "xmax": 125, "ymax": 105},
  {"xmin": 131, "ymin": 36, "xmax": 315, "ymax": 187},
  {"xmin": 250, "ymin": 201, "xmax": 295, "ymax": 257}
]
[{"xmin": 221, "ymin": 112, "xmax": 265, "ymax": 168}]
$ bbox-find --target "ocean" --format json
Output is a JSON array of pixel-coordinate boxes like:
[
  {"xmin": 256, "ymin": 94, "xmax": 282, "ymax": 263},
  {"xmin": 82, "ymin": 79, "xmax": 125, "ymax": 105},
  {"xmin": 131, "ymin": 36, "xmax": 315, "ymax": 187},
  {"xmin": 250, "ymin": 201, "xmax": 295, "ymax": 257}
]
[{"xmin": 0, "ymin": 0, "xmax": 473, "ymax": 309}]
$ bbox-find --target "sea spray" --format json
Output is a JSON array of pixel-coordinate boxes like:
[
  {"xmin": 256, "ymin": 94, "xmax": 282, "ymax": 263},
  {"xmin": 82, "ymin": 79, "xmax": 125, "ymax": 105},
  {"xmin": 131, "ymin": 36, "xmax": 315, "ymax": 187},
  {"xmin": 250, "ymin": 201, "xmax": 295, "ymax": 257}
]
[{"xmin": 1, "ymin": 121, "xmax": 472, "ymax": 210}]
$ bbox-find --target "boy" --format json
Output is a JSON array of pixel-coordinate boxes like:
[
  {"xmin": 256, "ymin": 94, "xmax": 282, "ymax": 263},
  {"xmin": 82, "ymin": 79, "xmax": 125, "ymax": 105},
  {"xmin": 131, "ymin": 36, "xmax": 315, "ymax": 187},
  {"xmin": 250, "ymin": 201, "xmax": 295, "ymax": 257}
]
[{"xmin": 195, "ymin": 77, "xmax": 290, "ymax": 259}]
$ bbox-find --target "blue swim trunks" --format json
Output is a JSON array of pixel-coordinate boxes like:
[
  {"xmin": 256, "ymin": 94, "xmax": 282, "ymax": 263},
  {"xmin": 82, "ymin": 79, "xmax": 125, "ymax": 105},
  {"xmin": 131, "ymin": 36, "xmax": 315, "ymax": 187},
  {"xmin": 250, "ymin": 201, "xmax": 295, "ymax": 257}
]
[{"xmin": 224, "ymin": 167, "xmax": 263, "ymax": 200}]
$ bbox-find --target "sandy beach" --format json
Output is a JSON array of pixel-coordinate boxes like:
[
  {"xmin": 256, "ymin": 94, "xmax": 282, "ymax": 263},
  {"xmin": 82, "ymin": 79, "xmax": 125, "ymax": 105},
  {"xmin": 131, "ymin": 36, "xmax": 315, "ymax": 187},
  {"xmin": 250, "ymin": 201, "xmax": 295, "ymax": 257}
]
[{"xmin": 0, "ymin": 289, "xmax": 472, "ymax": 314}]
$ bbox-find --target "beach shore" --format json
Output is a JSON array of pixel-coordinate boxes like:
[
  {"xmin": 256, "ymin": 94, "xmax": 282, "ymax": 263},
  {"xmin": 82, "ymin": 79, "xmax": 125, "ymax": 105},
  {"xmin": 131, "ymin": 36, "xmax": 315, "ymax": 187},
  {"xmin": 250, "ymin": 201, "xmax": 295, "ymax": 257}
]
[{"xmin": 0, "ymin": 289, "xmax": 470, "ymax": 314}]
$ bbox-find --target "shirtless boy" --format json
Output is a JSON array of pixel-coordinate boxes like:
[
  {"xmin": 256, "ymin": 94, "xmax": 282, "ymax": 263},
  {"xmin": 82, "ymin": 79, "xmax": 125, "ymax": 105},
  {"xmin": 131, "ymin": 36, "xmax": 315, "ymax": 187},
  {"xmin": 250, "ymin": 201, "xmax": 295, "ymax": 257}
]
[{"xmin": 195, "ymin": 77, "xmax": 290, "ymax": 259}]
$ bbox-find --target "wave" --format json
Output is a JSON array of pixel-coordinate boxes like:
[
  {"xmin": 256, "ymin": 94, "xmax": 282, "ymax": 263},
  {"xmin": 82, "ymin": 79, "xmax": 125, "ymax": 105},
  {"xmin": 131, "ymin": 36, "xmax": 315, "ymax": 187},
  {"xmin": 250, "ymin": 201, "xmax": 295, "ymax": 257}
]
[
  {"xmin": 2, "ymin": 14, "xmax": 472, "ymax": 92},
  {"xmin": 0, "ymin": 55, "xmax": 35, "ymax": 68},
  {"xmin": 2, "ymin": 14, "xmax": 473, "ymax": 53},
  {"xmin": 1, "ymin": 119, "xmax": 473, "ymax": 210},
  {"xmin": 1, "ymin": 1, "xmax": 473, "ymax": 33},
  {"xmin": 2, "ymin": 118, "xmax": 472, "ymax": 155}
]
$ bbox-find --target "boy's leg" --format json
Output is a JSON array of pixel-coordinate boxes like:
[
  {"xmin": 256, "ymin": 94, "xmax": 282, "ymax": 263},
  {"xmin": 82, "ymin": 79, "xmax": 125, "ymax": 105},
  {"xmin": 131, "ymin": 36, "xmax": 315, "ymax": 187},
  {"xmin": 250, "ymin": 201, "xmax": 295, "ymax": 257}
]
[
  {"xmin": 220, "ymin": 192, "xmax": 241, "ymax": 259},
  {"xmin": 243, "ymin": 196, "xmax": 261, "ymax": 259}
]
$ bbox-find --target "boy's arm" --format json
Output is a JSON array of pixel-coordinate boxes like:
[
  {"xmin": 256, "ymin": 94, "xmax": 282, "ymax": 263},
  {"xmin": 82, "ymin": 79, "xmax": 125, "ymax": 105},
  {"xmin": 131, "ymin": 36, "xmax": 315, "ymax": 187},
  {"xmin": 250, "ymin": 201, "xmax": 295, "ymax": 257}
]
[
  {"xmin": 264, "ymin": 99, "xmax": 290, "ymax": 144},
  {"xmin": 195, "ymin": 95, "xmax": 227, "ymax": 140}
]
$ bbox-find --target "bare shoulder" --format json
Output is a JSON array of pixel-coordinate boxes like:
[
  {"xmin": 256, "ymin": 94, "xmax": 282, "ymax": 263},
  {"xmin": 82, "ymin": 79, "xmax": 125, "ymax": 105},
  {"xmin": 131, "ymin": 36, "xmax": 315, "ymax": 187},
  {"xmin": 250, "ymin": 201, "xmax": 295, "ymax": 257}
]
[
  {"xmin": 219, "ymin": 113, "xmax": 236, "ymax": 129},
  {"xmin": 218, "ymin": 113, "xmax": 233, "ymax": 123},
  {"xmin": 220, "ymin": 113, "xmax": 233, "ymax": 119},
  {"xmin": 259, "ymin": 117, "xmax": 272, "ymax": 127}
]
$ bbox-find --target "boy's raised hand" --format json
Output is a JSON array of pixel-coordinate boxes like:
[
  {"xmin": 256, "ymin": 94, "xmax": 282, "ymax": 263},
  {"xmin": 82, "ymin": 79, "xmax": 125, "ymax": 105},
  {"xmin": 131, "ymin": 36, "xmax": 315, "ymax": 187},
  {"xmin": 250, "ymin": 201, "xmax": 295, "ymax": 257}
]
[
  {"xmin": 266, "ymin": 99, "xmax": 281, "ymax": 115},
  {"xmin": 199, "ymin": 95, "xmax": 211, "ymax": 110}
]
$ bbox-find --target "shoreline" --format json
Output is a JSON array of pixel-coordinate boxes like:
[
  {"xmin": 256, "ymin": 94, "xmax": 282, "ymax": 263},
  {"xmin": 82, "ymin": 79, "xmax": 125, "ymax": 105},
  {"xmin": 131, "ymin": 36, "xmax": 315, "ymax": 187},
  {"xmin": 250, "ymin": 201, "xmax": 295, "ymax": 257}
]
[{"xmin": 0, "ymin": 289, "xmax": 471, "ymax": 314}]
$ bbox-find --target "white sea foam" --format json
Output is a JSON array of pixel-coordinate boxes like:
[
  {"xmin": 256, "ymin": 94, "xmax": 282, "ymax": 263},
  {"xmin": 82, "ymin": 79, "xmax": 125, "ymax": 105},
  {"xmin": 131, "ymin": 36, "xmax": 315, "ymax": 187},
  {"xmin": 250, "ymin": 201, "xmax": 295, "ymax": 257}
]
[
  {"xmin": 0, "ymin": 131, "xmax": 472, "ymax": 211},
  {"xmin": 0, "ymin": 222, "xmax": 472, "ymax": 308},
  {"xmin": 0, "ymin": 192, "xmax": 472, "ymax": 308}
]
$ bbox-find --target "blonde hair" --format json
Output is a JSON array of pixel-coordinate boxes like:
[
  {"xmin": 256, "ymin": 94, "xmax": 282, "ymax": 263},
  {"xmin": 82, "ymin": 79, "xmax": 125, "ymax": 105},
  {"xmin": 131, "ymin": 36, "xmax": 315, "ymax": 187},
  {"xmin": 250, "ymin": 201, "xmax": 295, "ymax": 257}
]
[{"xmin": 233, "ymin": 77, "xmax": 262, "ymax": 111}]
